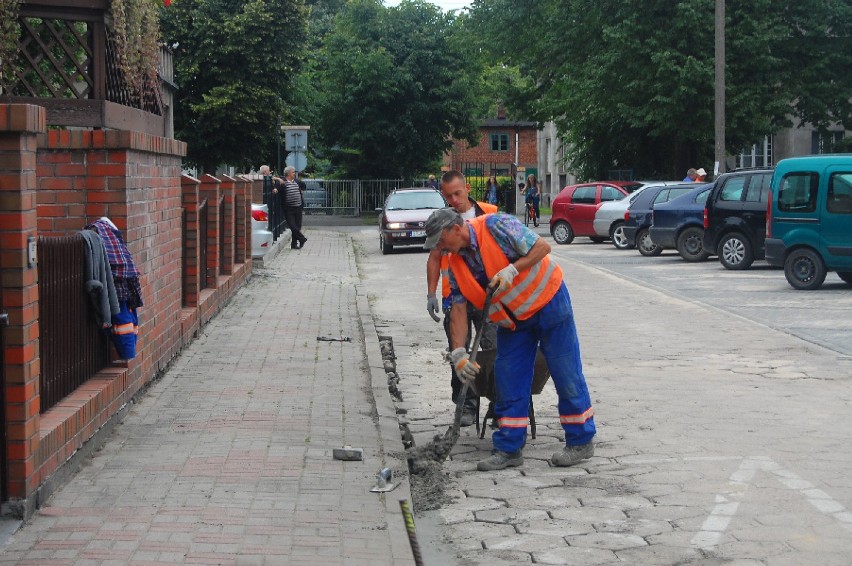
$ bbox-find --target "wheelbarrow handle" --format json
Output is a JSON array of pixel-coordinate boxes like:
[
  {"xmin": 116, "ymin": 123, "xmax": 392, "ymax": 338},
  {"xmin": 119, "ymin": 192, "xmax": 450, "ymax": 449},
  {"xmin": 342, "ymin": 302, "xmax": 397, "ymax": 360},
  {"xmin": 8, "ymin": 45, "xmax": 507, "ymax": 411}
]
[{"xmin": 451, "ymin": 285, "xmax": 496, "ymax": 437}]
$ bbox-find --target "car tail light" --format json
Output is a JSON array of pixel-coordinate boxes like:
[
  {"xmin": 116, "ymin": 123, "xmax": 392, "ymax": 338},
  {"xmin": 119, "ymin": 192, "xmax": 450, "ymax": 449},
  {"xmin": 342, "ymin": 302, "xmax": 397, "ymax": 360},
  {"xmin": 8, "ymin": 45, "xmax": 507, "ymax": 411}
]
[
  {"xmin": 624, "ymin": 210, "xmax": 630, "ymax": 222},
  {"xmin": 703, "ymin": 207, "xmax": 709, "ymax": 230},
  {"xmin": 261, "ymin": 241, "xmax": 268, "ymax": 248},
  {"xmin": 766, "ymin": 197, "xmax": 772, "ymax": 238},
  {"xmin": 252, "ymin": 209, "xmax": 268, "ymax": 222}
]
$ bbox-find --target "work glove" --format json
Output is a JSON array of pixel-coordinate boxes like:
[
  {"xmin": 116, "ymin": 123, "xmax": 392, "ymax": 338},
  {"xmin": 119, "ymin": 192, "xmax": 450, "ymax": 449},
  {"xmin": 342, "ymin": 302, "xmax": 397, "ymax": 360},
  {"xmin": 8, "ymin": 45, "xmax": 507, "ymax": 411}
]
[
  {"xmin": 489, "ymin": 264, "xmax": 519, "ymax": 294},
  {"xmin": 450, "ymin": 347, "xmax": 480, "ymax": 387},
  {"xmin": 427, "ymin": 293, "xmax": 441, "ymax": 322}
]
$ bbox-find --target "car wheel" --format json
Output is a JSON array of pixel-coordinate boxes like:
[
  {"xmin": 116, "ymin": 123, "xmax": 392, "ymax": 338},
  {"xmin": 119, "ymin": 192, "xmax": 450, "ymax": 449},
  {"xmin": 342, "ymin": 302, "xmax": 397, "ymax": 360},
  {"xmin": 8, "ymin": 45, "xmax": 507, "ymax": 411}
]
[
  {"xmin": 784, "ymin": 248, "xmax": 826, "ymax": 290},
  {"xmin": 636, "ymin": 229, "xmax": 662, "ymax": 257},
  {"xmin": 380, "ymin": 234, "xmax": 393, "ymax": 255},
  {"xmin": 590, "ymin": 237, "xmax": 606, "ymax": 244},
  {"xmin": 551, "ymin": 221, "xmax": 574, "ymax": 245},
  {"xmin": 838, "ymin": 272, "xmax": 852, "ymax": 286},
  {"xmin": 676, "ymin": 227, "xmax": 710, "ymax": 262},
  {"xmin": 610, "ymin": 222, "xmax": 632, "ymax": 250},
  {"xmin": 717, "ymin": 232, "xmax": 754, "ymax": 270}
]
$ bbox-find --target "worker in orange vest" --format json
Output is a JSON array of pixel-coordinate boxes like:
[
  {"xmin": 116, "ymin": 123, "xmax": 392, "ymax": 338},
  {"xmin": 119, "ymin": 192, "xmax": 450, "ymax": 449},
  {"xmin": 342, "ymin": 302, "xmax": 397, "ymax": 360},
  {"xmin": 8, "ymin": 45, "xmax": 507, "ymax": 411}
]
[
  {"xmin": 426, "ymin": 170, "xmax": 497, "ymax": 426},
  {"xmin": 423, "ymin": 207, "xmax": 596, "ymax": 471}
]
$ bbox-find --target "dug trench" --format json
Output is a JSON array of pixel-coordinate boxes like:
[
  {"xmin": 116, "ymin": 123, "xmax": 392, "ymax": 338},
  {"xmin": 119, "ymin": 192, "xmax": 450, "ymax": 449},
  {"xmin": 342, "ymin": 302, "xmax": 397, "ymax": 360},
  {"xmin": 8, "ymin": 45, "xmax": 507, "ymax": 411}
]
[{"xmin": 378, "ymin": 335, "xmax": 456, "ymax": 511}]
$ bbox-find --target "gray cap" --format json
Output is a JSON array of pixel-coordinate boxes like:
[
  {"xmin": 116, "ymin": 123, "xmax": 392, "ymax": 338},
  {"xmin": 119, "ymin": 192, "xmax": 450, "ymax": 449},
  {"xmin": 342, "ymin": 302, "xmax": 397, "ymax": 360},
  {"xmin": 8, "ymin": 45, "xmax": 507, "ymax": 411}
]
[{"xmin": 423, "ymin": 208, "xmax": 463, "ymax": 250}]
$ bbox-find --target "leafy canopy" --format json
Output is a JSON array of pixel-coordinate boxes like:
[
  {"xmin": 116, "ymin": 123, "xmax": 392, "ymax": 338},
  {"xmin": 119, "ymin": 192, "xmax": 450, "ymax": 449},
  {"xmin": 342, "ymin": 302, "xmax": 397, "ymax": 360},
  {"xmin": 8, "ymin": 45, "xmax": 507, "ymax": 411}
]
[
  {"xmin": 160, "ymin": 0, "xmax": 307, "ymax": 173},
  {"xmin": 471, "ymin": 0, "xmax": 852, "ymax": 180},
  {"xmin": 312, "ymin": 0, "xmax": 480, "ymax": 178}
]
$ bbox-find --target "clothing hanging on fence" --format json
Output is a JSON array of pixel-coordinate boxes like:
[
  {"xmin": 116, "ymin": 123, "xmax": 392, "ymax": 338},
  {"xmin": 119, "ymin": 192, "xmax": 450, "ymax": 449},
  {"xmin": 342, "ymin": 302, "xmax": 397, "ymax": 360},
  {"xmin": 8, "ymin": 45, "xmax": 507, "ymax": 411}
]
[
  {"xmin": 80, "ymin": 229, "xmax": 120, "ymax": 328},
  {"xmin": 85, "ymin": 217, "xmax": 143, "ymax": 360}
]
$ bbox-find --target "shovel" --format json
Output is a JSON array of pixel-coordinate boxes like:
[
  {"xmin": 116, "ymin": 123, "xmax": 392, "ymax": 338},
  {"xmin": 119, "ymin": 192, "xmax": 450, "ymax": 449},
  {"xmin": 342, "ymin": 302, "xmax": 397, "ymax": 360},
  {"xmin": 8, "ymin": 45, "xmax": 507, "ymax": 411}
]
[{"xmin": 408, "ymin": 286, "xmax": 495, "ymax": 472}]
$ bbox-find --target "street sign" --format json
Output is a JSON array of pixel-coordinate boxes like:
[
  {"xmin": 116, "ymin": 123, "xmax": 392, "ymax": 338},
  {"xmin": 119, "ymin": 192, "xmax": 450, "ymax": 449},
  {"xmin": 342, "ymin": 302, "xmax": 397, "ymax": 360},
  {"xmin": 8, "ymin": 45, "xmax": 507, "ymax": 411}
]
[
  {"xmin": 284, "ymin": 130, "xmax": 309, "ymax": 152},
  {"xmin": 286, "ymin": 151, "xmax": 307, "ymax": 172}
]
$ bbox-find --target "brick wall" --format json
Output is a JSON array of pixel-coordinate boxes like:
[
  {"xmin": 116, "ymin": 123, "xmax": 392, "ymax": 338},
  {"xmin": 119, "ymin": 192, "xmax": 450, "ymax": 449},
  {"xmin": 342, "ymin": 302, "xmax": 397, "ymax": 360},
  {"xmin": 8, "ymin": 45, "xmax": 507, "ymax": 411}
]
[
  {"xmin": 0, "ymin": 103, "xmax": 254, "ymax": 517},
  {"xmin": 444, "ymin": 126, "xmax": 539, "ymax": 172}
]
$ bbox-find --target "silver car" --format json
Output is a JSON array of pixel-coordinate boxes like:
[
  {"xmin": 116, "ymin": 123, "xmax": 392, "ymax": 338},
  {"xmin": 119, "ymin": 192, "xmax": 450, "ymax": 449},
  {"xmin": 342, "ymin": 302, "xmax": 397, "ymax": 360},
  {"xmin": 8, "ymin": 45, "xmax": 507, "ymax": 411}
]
[{"xmin": 593, "ymin": 182, "xmax": 680, "ymax": 249}]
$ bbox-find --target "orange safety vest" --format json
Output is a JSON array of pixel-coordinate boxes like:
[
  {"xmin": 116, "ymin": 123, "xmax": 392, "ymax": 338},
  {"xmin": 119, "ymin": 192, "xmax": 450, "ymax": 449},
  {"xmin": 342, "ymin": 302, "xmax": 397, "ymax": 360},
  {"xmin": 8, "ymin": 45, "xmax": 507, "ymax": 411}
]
[
  {"xmin": 440, "ymin": 201, "xmax": 497, "ymax": 298},
  {"xmin": 448, "ymin": 215, "xmax": 563, "ymax": 330}
]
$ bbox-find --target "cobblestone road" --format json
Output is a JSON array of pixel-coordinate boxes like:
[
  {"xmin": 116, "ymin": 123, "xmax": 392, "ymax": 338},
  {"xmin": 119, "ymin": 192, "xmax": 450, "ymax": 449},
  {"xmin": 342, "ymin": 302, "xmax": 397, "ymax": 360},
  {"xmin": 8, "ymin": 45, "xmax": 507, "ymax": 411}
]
[{"xmin": 354, "ymin": 227, "xmax": 852, "ymax": 566}]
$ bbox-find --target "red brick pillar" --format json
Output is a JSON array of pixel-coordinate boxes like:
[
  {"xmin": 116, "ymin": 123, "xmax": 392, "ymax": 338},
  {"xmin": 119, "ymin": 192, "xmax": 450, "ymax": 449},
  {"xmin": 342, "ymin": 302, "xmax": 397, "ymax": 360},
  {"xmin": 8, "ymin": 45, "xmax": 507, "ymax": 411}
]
[
  {"xmin": 233, "ymin": 176, "xmax": 247, "ymax": 265},
  {"xmin": 219, "ymin": 175, "xmax": 236, "ymax": 275},
  {"xmin": 181, "ymin": 175, "xmax": 201, "ymax": 308},
  {"xmin": 0, "ymin": 104, "xmax": 46, "ymax": 503},
  {"xmin": 198, "ymin": 174, "xmax": 221, "ymax": 289},
  {"xmin": 240, "ymin": 176, "xmax": 253, "ymax": 264}
]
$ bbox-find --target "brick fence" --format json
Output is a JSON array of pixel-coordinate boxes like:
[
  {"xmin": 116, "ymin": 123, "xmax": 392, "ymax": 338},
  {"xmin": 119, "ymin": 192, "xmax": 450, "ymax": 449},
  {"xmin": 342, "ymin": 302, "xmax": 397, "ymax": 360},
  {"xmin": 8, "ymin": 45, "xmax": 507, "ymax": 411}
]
[{"xmin": 0, "ymin": 103, "xmax": 253, "ymax": 518}]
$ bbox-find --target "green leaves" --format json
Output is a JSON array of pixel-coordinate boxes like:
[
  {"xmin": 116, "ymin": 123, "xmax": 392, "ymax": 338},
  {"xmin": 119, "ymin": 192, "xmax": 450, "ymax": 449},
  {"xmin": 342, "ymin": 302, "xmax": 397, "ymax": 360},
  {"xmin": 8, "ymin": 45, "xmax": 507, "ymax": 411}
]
[
  {"xmin": 471, "ymin": 0, "xmax": 851, "ymax": 179},
  {"xmin": 160, "ymin": 0, "xmax": 308, "ymax": 172},
  {"xmin": 308, "ymin": 0, "xmax": 480, "ymax": 178}
]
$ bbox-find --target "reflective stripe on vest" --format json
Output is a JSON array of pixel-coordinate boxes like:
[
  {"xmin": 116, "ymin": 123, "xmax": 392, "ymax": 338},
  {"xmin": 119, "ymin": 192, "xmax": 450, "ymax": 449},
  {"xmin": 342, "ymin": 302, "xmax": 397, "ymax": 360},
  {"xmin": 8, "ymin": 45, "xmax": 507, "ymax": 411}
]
[
  {"xmin": 440, "ymin": 201, "xmax": 497, "ymax": 299},
  {"xmin": 448, "ymin": 215, "xmax": 563, "ymax": 329}
]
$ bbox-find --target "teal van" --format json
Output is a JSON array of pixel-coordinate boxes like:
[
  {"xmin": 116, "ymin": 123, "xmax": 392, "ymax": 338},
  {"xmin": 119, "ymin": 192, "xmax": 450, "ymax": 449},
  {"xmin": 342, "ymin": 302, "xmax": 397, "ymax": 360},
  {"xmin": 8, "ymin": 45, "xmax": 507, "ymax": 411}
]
[{"xmin": 765, "ymin": 155, "xmax": 852, "ymax": 290}]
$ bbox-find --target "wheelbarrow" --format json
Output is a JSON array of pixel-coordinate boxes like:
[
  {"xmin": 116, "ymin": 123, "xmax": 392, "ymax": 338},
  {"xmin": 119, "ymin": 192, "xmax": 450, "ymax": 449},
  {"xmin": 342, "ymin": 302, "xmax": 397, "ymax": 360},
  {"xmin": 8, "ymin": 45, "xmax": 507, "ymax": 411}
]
[{"xmin": 473, "ymin": 348, "xmax": 551, "ymax": 439}]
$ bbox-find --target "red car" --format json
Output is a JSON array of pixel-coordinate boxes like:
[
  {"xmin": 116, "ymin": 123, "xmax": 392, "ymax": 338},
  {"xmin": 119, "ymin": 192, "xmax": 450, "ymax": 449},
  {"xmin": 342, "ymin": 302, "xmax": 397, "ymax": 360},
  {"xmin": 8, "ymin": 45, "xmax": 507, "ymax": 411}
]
[{"xmin": 550, "ymin": 182, "xmax": 632, "ymax": 244}]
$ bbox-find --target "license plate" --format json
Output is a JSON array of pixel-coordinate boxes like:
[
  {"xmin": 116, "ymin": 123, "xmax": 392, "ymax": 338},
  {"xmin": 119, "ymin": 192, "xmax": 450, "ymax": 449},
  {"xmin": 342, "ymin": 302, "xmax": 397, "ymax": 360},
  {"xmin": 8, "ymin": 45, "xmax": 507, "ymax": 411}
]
[{"xmin": 410, "ymin": 230, "xmax": 426, "ymax": 237}]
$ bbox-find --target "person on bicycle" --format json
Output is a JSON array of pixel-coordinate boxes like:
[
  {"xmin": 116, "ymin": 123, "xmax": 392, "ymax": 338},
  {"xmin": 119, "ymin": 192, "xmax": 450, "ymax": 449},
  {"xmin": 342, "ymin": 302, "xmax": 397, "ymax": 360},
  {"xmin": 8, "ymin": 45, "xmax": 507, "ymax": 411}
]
[{"xmin": 521, "ymin": 174, "xmax": 541, "ymax": 227}]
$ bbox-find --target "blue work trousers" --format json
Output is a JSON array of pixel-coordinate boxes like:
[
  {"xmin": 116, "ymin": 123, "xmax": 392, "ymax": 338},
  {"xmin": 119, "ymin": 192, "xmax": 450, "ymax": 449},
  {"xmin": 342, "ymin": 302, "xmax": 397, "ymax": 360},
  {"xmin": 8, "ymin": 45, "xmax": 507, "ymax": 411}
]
[{"xmin": 492, "ymin": 283, "xmax": 596, "ymax": 453}]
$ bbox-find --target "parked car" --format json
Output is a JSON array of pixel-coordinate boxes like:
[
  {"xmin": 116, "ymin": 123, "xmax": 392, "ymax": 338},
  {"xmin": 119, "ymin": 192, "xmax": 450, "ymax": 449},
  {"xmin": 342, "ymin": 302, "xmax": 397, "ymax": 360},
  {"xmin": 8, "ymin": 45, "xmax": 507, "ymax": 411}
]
[
  {"xmin": 649, "ymin": 183, "xmax": 714, "ymax": 261},
  {"xmin": 550, "ymin": 182, "xmax": 630, "ymax": 245},
  {"xmin": 701, "ymin": 168, "xmax": 774, "ymax": 270},
  {"xmin": 594, "ymin": 182, "xmax": 680, "ymax": 249},
  {"xmin": 765, "ymin": 155, "xmax": 852, "ymax": 290},
  {"xmin": 607, "ymin": 180, "xmax": 645, "ymax": 194},
  {"xmin": 251, "ymin": 203, "xmax": 273, "ymax": 257},
  {"xmin": 622, "ymin": 184, "xmax": 697, "ymax": 256},
  {"xmin": 377, "ymin": 188, "xmax": 446, "ymax": 254},
  {"xmin": 302, "ymin": 178, "xmax": 330, "ymax": 213}
]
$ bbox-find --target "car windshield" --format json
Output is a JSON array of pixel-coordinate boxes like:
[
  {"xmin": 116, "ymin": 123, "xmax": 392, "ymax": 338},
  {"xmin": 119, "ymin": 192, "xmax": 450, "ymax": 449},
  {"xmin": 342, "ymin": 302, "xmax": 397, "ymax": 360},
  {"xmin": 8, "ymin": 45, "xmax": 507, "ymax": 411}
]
[{"xmin": 386, "ymin": 191, "xmax": 445, "ymax": 210}]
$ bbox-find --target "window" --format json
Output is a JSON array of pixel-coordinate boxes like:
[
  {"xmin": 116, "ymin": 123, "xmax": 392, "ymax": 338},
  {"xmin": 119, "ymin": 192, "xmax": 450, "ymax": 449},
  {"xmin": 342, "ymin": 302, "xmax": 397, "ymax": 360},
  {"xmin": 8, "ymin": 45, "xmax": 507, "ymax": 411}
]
[
  {"xmin": 827, "ymin": 172, "xmax": 852, "ymax": 214},
  {"xmin": 490, "ymin": 133, "xmax": 509, "ymax": 151},
  {"xmin": 720, "ymin": 177, "xmax": 747, "ymax": 201},
  {"xmin": 600, "ymin": 186, "xmax": 624, "ymax": 202},
  {"xmin": 666, "ymin": 187, "xmax": 693, "ymax": 201},
  {"xmin": 738, "ymin": 137, "xmax": 773, "ymax": 168},
  {"xmin": 811, "ymin": 131, "xmax": 845, "ymax": 154},
  {"xmin": 653, "ymin": 189, "xmax": 671, "ymax": 205},
  {"xmin": 744, "ymin": 174, "xmax": 772, "ymax": 203},
  {"xmin": 695, "ymin": 188, "xmax": 711, "ymax": 204},
  {"xmin": 778, "ymin": 172, "xmax": 819, "ymax": 213},
  {"xmin": 571, "ymin": 186, "xmax": 596, "ymax": 204}
]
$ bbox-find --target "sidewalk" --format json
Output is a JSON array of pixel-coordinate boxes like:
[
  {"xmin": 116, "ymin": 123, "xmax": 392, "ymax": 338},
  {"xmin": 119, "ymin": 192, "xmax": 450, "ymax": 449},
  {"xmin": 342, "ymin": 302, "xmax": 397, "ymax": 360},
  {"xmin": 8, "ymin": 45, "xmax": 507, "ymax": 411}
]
[{"xmin": 0, "ymin": 230, "xmax": 415, "ymax": 565}]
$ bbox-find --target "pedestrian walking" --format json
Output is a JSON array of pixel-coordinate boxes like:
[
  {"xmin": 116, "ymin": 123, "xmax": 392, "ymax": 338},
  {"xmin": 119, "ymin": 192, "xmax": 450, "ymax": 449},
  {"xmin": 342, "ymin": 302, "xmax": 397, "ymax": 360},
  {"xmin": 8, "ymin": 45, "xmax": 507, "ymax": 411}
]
[
  {"xmin": 425, "ymin": 170, "xmax": 497, "ymax": 426},
  {"xmin": 486, "ymin": 175, "xmax": 499, "ymax": 206},
  {"xmin": 274, "ymin": 166, "xmax": 308, "ymax": 249},
  {"xmin": 426, "ymin": 174, "xmax": 440, "ymax": 190},
  {"xmin": 423, "ymin": 208, "xmax": 596, "ymax": 471}
]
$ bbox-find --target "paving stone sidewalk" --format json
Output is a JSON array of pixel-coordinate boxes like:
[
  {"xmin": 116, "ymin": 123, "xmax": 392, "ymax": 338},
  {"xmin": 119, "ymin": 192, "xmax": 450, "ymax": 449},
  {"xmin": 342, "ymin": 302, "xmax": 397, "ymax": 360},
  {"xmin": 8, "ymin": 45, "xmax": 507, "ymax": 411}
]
[{"xmin": 0, "ymin": 230, "xmax": 415, "ymax": 566}]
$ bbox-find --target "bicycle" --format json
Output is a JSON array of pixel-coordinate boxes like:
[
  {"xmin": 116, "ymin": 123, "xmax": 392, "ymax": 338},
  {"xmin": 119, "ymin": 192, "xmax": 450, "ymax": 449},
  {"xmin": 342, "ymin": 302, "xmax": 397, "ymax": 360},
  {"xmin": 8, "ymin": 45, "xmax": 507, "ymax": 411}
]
[{"xmin": 524, "ymin": 200, "xmax": 538, "ymax": 228}]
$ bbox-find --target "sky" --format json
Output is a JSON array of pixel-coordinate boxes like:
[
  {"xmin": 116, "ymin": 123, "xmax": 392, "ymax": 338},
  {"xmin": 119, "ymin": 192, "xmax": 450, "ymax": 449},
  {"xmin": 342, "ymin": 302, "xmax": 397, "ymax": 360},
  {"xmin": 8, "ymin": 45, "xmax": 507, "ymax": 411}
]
[{"xmin": 383, "ymin": 0, "xmax": 472, "ymax": 12}]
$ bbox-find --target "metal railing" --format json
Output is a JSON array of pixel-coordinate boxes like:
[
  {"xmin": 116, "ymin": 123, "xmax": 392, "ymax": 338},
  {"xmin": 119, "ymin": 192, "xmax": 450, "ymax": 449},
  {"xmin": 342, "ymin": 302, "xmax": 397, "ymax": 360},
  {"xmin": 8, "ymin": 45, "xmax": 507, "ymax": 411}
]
[{"xmin": 37, "ymin": 234, "xmax": 110, "ymax": 413}]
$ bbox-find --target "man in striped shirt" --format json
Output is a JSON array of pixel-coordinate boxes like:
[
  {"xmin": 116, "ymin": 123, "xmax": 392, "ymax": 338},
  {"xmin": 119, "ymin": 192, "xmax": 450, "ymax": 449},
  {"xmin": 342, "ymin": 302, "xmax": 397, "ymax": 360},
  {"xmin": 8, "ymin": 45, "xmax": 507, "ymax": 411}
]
[{"xmin": 274, "ymin": 166, "xmax": 308, "ymax": 249}]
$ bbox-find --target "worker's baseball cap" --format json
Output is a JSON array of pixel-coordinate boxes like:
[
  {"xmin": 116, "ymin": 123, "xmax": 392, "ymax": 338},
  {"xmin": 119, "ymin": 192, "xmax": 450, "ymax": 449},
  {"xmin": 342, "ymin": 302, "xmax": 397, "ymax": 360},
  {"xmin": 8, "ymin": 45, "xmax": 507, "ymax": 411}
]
[
  {"xmin": 423, "ymin": 208, "xmax": 462, "ymax": 250},
  {"xmin": 696, "ymin": 168, "xmax": 707, "ymax": 176}
]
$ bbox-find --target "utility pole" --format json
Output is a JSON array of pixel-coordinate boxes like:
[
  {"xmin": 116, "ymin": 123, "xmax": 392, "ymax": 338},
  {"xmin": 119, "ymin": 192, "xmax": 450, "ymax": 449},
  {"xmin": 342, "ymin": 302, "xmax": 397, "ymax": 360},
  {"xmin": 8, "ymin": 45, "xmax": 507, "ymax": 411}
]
[{"xmin": 714, "ymin": 0, "xmax": 726, "ymax": 177}]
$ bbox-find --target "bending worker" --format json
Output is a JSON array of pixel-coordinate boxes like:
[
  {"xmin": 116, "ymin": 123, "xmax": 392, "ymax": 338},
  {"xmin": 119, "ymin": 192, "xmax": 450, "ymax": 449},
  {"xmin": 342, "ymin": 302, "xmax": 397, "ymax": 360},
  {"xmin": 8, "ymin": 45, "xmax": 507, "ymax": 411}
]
[
  {"xmin": 423, "ymin": 207, "xmax": 596, "ymax": 471},
  {"xmin": 426, "ymin": 171, "xmax": 497, "ymax": 426}
]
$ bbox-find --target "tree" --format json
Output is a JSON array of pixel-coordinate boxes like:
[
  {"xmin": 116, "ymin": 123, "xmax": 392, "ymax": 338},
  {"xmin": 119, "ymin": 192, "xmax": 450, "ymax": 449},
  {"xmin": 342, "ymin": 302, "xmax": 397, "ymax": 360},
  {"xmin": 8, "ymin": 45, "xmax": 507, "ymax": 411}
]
[
  {"xmin": 312, "ymin": 0, "xmax": 480, "ymax": 178},
  {"xmin": 160, "ymin": 0, "xmax": 307, "ymax": 173},
  {"xmin": 470, "ymin": 0, "xmax": 852, "ymax": 180}
]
